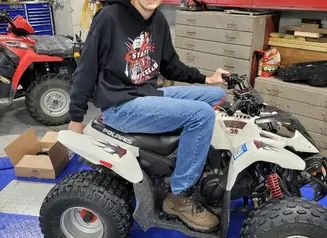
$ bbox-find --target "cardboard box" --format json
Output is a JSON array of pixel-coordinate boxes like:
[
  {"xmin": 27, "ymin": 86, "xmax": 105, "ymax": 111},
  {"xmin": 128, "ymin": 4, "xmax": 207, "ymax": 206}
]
[{"xmin": 4, "ymin": 128, "xmax": 69, "ymax": 179}]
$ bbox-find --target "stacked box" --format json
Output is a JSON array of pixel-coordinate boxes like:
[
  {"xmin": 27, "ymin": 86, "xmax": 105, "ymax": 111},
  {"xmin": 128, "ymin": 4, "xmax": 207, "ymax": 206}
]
[
  {"xmin": 255, "ymin": 76, "xmax": 327, "ymax": 156},
  {"xmin": 174, "ymin": 10, "xmax": 275, "ymax": 79}
]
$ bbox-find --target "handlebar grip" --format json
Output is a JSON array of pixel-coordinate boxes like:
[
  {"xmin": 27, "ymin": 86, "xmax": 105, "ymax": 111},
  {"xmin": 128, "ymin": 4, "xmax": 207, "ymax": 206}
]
[
  {"xmin": 227, "ymin": 99, "xmax": 242, "ymax": 116},
  {"xmin": 222, "ymin": 73, "xmax": 230, "ymax": 80}
]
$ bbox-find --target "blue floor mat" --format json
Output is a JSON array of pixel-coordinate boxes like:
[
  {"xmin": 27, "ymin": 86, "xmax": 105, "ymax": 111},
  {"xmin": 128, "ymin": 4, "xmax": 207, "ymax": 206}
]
[
  {"xmin": 0, "ymin": 212, "xmax": 245, "ymax": 238},
  {"xmin": 0, "ymin": 213, "xmax": 42, "ymax": 238},
  {"xmin": 0, "ymin": 168, "xmax": 15, "ymax": 191},
  {"xmin": 0, "ymin": 157, "xmax": 13, "ymax": 170}
]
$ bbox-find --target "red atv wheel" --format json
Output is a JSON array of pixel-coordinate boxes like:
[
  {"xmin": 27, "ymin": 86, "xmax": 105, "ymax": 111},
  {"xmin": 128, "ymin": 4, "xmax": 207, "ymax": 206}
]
[{"xmin": 25, "ymin": 73, "xmax": 72, "ymax": 126}]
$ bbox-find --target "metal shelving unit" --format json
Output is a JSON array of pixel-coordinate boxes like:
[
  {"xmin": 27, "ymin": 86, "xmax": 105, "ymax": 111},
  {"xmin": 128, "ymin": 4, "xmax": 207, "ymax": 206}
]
[{"xmin": 0, "ymin": 1, "xmax": 54, "ymax": 35}]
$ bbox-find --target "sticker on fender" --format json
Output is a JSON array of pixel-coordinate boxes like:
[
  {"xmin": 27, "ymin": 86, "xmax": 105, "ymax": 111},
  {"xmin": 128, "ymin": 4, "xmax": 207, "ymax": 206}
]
[{"xmin": 232, "ymin": 143, "xmax": 248, "ymax": 161}]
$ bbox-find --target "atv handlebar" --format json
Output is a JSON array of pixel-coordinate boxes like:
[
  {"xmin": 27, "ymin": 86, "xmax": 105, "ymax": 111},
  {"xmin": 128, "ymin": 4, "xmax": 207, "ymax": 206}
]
[
  {"xmin": 0, "ymin": 10, "xmax": 9, "ymax": 18},
  {"xmin": 227, "ymin": 99, "xmax": 243, "ymax": 116},
  {"xmin": 0, "ymin": 10, "xmax": 16, "ymax": 29},
  {"xmin": 222, "ymin": 73, "xmax": 265, "ymax": 117},
  {"xmin": 222, "ymin": 73, "xmax": 248, "ymax": 90}
]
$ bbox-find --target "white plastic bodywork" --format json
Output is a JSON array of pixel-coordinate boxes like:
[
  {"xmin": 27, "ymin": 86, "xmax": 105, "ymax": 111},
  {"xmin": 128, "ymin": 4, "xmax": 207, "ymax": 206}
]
[
  {"xmin": 212, "ymin": 110, "xmax": 316, "ymax": 191},
  {"xmin": 57, "ymin": 107, "xmax": 318, "ymax": 188},
  {"xmin": 226, "ymin": 140, "xmax": 305, "ymax": 191},
  {"xmin": 58, "ymin": 123, "xmax": 143, "ymax": 183}
]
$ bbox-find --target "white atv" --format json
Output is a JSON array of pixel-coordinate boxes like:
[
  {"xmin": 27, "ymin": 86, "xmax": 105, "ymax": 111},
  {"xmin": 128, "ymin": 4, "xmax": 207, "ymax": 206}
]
[{"xmin": 39, "ymin": 74, "xmax": 327, "ymax": 238}]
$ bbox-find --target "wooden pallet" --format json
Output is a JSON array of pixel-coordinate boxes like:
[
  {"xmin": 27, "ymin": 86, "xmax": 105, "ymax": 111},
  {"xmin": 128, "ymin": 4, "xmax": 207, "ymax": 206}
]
[
  {"xmin": 283, "ymin": 18, "xmax": 327, "ymax": 39},
  {"xmin": 273, "ymin": 46, "xmax": 327, "ymax": 66},
  {"xmin": 224, "ymin": 9, "xmax": 272, "ymax": 16},
  {"xmin": 269, "ymin": 38, "xmax": 327, "ymax": 52},
  {"xmin": 270, "ymin": 32, "xmax": 327, "ymax": 42},
  {"xmin": 284, "ymin": 25, "xmax": 327, "ymax": 34}
]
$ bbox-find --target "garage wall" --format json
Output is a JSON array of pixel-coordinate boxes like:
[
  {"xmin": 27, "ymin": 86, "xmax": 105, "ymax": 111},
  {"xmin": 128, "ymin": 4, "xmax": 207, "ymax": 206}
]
[
  {"xmin": 70, "ymin": 0, "xmax": 89, "ymax": 40},
  {"xmin": 52, "ymin": 0, "xmax": 74, "ymax": 36},
  {"xmin": 52, "ymin": 0, "xmax": 88, "ymax": 40}
]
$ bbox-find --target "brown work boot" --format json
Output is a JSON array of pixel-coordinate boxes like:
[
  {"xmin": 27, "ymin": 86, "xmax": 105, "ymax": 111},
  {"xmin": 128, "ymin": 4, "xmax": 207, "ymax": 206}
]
[{"xmin": 162, "ymin": 193, "xmax": 219, "ymax": 231}]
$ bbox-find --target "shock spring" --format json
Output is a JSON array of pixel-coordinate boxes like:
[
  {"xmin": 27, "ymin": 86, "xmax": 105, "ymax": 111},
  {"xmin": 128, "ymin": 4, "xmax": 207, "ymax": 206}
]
[{"xmin": 267, "ymin": 173, "xmax": 283, "ymax": 199}]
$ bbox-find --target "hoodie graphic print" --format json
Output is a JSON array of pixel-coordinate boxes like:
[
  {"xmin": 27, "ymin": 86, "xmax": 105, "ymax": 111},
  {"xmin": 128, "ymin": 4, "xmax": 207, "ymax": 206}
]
[
  {"xmin": 125, "ymin": 32, "xmax": 159, "ymax": 84},
  {"xmin": 69, "ymin": 0, "xmax": 206, "ymax": 123}
]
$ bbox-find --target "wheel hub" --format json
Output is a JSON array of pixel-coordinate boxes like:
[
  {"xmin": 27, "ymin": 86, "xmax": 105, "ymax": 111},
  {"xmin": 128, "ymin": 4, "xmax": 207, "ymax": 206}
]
[
  {"xmin": 40, "ymin": 89, "xmax": 70, "ymax": 117},
  {"xmin": 60, "ymin": 207, "xmax": 104, "ymax": 238},
  {"xmin": 80, "ymin": 208, "xmax": 98, "ymax": 223}
]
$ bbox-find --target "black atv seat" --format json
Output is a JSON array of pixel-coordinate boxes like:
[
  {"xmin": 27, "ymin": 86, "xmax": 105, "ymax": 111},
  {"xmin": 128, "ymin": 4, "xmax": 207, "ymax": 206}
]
[
  {"xmin": 31, "ymin": 35, "xmax": 75, "ymax": 58},
  {"xmin": 92, "ymin": 119, "xmax": 180, "ymax": 156}
]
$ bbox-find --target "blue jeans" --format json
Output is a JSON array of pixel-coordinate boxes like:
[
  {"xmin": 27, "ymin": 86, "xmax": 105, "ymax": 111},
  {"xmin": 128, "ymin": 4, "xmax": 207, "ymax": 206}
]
[{"xmin": 103, "ymin": 86, "xmax": 226, "ymax": 195}]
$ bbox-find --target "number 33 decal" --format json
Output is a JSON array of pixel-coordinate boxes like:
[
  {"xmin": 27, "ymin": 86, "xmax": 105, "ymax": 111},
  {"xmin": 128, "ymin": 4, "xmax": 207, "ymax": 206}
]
[{"xmin": 230, "ymin": 128, "xmax": 238, "ymax": 134}]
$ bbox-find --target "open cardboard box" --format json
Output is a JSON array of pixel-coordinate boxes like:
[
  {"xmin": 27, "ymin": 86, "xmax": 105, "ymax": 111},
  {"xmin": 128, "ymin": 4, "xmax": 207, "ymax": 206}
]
[{"xmin": 4, "ymin": 128, "xmax": 69, "ymax": 179}]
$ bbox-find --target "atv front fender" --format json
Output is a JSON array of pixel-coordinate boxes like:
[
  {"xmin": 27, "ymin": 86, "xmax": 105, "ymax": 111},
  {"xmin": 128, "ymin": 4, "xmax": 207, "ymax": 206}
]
[
  {"xmin": 57, "ymin": 130, "xmax": 143, "ymax": 183},
  {"xmin": 12, "ymin": 49, "xmax": 63, "ymax": 89},
  {"xmin": 226, "ymin": 140, "xmax": 306, "ymax": 191}
]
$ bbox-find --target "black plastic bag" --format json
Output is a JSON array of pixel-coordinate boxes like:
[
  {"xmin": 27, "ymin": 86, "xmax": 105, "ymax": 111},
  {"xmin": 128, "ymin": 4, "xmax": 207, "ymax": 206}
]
[{"xmin": 276, "ymin": 61, "xmax": 327, "ymax": 87}]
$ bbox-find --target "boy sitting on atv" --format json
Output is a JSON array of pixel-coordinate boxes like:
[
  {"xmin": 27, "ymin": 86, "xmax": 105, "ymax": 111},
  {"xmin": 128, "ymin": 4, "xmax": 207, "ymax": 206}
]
[{"xmin": 68, "ymin": 0, "xmax": 228, "ymax": 231}]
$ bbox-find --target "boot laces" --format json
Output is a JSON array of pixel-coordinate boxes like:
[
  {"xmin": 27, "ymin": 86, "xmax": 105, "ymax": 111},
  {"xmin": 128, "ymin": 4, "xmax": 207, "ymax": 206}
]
[{"xmin": 189, "ymin": 194, "xmax": 205, "ymax": 215}]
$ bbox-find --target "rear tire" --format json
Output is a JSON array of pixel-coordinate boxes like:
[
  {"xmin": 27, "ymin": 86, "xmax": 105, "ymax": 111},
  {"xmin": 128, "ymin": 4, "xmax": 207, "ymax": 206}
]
[
  {"xmin": 39, "ymin": 170, "xmax": 134, "ymax": 238},
  {"xmin": 240, "ymin": 197, "xmax": 327, "ymax": 238},
  {"xmin": 25, "ymin": 73, "xmax": 72, "ymax": 126}
]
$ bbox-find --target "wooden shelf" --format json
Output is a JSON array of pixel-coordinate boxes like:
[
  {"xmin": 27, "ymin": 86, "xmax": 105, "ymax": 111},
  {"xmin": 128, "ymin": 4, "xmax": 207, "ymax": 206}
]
[{"xmin": 284, "ymin": 25, "xmax": 327, "ymax": 34}]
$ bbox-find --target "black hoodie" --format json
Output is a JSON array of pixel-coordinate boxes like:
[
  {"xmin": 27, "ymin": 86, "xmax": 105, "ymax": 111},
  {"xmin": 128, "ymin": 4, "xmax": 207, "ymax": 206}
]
[{"xmin": 69, "ymin": 0, "xmax": 207, "ymax": 122}]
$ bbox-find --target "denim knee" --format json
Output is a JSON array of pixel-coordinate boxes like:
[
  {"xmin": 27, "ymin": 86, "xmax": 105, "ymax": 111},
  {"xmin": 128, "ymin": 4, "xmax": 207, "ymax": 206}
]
[
  {"xmin": 213, "ymin": 87, "xmax": 226, "ymax": 100},
  {"xmin": 206, "ymin": 87, "xmax": 227, "ymax": 106},
  {"xmin": 194, "ymin": 102, "xmax": 216, "ymax": 125}
]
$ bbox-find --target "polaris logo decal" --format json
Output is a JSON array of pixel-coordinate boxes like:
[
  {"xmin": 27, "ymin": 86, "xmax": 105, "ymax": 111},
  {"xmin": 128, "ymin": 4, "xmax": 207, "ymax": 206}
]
[
  {"xmin": 94, "ymin": 140, "xmax": 127, "ymax": 158},
  {"xmin": 102, "ymin": 128, "xmax": 133, "ymax": 145}
]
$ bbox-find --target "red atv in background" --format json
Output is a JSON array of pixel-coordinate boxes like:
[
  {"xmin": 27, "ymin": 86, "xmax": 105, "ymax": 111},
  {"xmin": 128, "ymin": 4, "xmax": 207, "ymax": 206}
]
[{"xmin": 0, "ymin": 10, "xmax": 82, "ymax": 126}]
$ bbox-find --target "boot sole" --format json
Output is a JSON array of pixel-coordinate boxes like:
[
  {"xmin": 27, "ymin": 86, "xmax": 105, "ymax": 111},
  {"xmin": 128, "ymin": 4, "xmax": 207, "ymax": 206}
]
[{"xmin": 162, "ymin": 202, "xmax": 218, "ymax": 232}]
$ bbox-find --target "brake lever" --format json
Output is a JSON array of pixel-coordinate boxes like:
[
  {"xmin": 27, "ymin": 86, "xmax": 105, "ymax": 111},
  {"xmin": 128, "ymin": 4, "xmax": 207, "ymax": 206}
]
[{"xmin": 223, "ymin": 73, "xmax": 239, "ymax": 90}]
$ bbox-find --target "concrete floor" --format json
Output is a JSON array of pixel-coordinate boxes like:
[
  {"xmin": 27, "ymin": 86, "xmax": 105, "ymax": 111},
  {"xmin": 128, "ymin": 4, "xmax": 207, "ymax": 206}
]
[{"xmin": 0, "ymin": 98, "xmax": 100, "ymax": 157}]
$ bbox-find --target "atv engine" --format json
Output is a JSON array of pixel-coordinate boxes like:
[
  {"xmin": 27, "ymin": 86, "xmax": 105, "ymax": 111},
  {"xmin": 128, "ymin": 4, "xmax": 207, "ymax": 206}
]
[{"xmin": 200, "ymin": 149, "xmax": 254, "ymax": 205}]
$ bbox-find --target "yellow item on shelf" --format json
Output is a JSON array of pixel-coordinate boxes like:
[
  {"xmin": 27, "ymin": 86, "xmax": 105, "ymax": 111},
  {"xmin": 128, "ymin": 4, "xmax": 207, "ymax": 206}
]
[{"xmin": 80, "ymin": 0, "xmax": 103, "ymax": 29}]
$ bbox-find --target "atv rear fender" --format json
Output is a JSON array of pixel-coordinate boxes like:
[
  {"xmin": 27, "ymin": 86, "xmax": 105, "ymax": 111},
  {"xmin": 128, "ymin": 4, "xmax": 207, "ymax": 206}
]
[
  {"xmin": 226, "ymin": 139, "xmax": 306, "ymax": 191},
  {"xmin": 57, "ymin": 130, "xmax": 143, "ymax": 183},
  {"xmin": 218, "ymin": 139, "xmax": 306, "ymax": 237},
  {"xmin": 12, "ymin": 48, "xmax": 63, "ymax": 89}
]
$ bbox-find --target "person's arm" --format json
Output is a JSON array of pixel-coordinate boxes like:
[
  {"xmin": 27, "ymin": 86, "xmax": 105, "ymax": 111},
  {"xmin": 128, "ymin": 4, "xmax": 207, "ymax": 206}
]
[
  {"xmin": 69, "ymin": 8, "xmax": 110, "ymax": 124},
  {"xmin": 160, "ymin": 20, "xmax": 206, "ymax": 84}
]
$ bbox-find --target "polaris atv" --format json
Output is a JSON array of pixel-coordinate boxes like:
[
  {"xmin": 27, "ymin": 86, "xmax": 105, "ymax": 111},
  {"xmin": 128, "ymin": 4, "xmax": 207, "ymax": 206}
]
[
  {"xmin": 40, "ymin": 74, "xmax": 327, "ymax": 238},
  {"xmin": 0, "ymin": 10, "xmax": 82, "ymax": 126}
]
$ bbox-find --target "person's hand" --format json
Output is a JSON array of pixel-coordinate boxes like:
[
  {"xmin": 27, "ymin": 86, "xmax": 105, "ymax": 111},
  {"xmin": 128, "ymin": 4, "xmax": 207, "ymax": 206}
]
[
  {"xmin": 205, "ymin": 68, "xmax": 230, "ymax": 85},
  {"xmin": 68, "ymin": 121, "xmax": 85, "ymax": 134}
]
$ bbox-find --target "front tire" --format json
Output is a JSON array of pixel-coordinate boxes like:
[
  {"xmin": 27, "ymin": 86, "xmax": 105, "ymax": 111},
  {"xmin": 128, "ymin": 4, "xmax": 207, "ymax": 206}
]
[
  {"xmin": 240, "ymin": 197, "xmax": 327, "ymax": 238},
  {"xmin": 39, "ymin": 171, "xmax": 134, "ymax": 238},
  {"xmin": 25, "ymin": 73, "xmax": 72, "ymax": 126}
]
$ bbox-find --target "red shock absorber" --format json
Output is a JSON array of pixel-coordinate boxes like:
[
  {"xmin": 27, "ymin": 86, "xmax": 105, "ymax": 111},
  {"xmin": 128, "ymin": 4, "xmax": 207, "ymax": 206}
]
[{"xmin": 267, "ymin": 173, "xmax": 283, "ymax": 198}]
